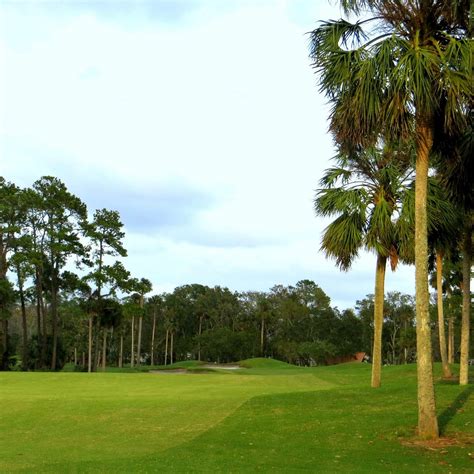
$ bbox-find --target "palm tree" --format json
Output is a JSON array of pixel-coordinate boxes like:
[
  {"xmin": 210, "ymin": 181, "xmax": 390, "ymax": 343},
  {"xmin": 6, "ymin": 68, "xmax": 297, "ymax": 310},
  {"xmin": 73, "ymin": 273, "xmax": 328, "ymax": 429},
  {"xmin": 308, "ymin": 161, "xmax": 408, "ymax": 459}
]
[
  {"xmin": 427, "ymin": 182, "xmax": 461, "ymax": 380},
  {"xmin": 435, "ymin": 111, "xmax": 473, "ymax": 385},
  {"xmin": 315, "ymin": 145, "xmax": 413, "ymax": 388},
  {"xmin": 309, "ymin": 1, "xmax": 470, "ymax": 439}
]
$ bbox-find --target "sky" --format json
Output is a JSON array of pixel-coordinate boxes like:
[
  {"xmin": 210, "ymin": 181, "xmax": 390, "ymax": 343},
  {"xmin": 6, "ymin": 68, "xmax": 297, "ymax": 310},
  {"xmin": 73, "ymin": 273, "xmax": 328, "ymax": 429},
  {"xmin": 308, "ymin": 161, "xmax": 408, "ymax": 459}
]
[{"xmin": 0, "ymin": 0, "xmax": 416, "ymax": 310}]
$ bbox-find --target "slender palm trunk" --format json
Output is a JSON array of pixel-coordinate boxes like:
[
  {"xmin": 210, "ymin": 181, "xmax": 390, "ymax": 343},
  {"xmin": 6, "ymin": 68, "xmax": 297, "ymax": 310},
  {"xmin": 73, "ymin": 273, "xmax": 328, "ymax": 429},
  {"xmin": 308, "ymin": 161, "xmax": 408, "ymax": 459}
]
[
  {"xmin": 436, "ymin": 251, "xmax": 451, "ymax": 378},
  {"xmin": 101, "ymin": 329, "xmax": 107, "ymax": 371},
  {"xmin": 198, "ymin": 315, "xmax": 202, "ymax": 361},
  {"xmin": 35, "ymin": 292, "xmax": 41, "ymax": 368},
  {"xmin": 151, "ymin": 312, "xmax": 156, "ymax": 366},
  {"xmin": 130, "ymin": 316, "xmax": 135, "ymax": 368},
  {"xmin": 260, "ymin": 315, "xmax": 265, "ymax": 357},
  {"xmin": 88, "ymin": 316, "xmax": 93, "ymax": 373},
  {"xmin": 137, "ymin": 316, "xmax": 143, "ymax": 366},
  {"xmin": 50, "ymin": 271, "xmax": 59, "ymax": 370},
  {"xmin": 459, "ymin": 222, "xmax": 471, "ymax": 385},
  {"xmin": 119, "ymin": 334, "xmax": 123, "ymax": 368},
  {"xmin": 371, "ymin": 254, "xmax": 386, "ymax": 388},
  {"xmin": 170, "ymin": 331, "xmax": 174, "ymax": 365},
  {"xmin": 414, "ymin": 122, "xmax": 438, "ymax": 439},
  {"xmin": 164, "ymin": 329, "xmax": 169, "ymax": 365},
  {"xmin": 448, "ymin": 317, "xmax": 454, "ymax": 364},
  {"xmin": 17, "ymin": 269, "xmax": 28, "ymax": 371}
]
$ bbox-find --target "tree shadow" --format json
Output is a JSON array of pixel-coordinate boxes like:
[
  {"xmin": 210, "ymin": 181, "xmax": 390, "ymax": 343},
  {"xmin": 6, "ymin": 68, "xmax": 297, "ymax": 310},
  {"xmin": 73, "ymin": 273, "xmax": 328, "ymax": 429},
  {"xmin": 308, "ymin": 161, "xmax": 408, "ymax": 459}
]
[{"xmin": 438, "ymin": 385, "xmax": 474, "ymax": 435}]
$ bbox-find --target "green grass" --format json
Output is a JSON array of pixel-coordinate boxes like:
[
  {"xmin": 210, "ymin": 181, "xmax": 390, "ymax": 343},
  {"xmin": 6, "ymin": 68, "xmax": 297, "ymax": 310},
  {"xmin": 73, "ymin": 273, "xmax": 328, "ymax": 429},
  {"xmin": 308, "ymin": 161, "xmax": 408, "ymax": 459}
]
[{"xmin": 1, "ymin": 360, "xmax": 472, "ymax": 472}]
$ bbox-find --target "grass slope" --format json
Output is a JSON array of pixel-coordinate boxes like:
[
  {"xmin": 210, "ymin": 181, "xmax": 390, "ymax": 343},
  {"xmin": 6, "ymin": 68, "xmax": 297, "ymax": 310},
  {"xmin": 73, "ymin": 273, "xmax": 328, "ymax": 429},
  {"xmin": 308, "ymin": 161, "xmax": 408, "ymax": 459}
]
[{"xmin": 1, "ymin": 359, "xmax": 472, "ymax": 472}]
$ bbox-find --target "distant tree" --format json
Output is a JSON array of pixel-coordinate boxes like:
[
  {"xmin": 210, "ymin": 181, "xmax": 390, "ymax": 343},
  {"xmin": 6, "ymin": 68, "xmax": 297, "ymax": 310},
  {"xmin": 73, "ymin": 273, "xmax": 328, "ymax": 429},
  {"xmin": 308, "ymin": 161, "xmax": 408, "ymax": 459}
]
[
  {"xmin": 0, "ymin": 178, "xmax": 23, "ymax": 369},
  {"xmin": 147, "ymin": 295, "xmax": 163, "ymax": 366},
  {"xmin": 83, "ymin": 209, "xmax": 128, "ymax": 372},
  {"xmin": 32, "ymin": 177, "xmax": 87, "ymax": 370},
  {"xmin": 128, "ymin": 277, "xmax": 152, "ymax": 366}
]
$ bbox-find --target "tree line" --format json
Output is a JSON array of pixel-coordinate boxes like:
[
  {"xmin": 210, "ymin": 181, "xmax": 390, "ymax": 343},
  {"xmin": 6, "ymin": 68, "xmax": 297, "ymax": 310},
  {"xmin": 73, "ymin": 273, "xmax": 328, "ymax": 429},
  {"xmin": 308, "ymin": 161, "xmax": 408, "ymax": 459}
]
[{"xmin": 0, "ymin": 173, "xmax": 468, "ymax": 375}]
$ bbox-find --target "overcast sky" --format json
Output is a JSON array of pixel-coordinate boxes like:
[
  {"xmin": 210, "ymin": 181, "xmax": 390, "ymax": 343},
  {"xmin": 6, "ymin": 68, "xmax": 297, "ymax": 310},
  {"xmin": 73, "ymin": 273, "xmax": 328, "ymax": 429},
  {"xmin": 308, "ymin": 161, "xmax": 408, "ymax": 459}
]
[{"xmin": 0, "ymin": 0, "xmax": 415, "ymax": 309}]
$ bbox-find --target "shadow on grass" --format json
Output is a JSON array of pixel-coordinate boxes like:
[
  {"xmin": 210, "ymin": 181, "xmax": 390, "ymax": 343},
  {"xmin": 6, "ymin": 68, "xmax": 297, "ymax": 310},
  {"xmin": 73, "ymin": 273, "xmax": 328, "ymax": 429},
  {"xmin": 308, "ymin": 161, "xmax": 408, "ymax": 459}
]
[{"xmin": 438, "ymin": 385, "xmax": 474, "ymax": 434}]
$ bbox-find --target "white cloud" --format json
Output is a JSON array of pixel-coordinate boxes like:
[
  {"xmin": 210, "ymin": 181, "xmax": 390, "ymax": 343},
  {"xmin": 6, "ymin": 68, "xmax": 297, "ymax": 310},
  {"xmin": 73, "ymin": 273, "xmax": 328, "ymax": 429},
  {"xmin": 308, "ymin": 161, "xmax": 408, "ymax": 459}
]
[{"xmin": 0, "ymin": 1, "xmax": 414, "ymax": 309}]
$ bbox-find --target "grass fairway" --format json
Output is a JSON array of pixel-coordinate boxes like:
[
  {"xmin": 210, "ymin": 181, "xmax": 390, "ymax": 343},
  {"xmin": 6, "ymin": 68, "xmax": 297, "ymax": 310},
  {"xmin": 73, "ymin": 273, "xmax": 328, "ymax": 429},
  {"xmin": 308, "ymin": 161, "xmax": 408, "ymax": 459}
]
[{"xmin": 1, "ymin": 361, "xmax": 472, "ymax": 472}]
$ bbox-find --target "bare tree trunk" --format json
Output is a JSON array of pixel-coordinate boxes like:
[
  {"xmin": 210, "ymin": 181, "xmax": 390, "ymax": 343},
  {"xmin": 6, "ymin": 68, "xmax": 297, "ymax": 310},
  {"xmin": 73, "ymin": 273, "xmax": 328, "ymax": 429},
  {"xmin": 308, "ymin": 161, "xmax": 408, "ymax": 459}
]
[
  {"xmin": 130, "ymin": 316, "xmax": 135, "ymax": 368},
  {"xmin": 164, "ymin": 329, "xmax": 169, "ymax": 365},
  {"xmin": 436, "ymin": 251, "xmax": 452, "ymax": 378},
  {"xmin": 170, "ymin": 331, "xmax": 174, "ymax": 365},
  {"xmin": 198, "ymin": 315, "xmax": 202, "ymax": 361},
  {"xmin": 17, "ymin": 269, "xmax": 28, "ymax": 371},
  {"xmin": 448, "ymin": 317, "xmax": 454, "ymax": 364},
  {"xmin": 414, "ymin": 122, "xmax": 438, "ymax": 439},
  {"xmin": 151, "ymin": 312, "xmax": 156, "ymax": 366},
  {"xmin": 137, "ymin": 316, "xmax": 143, "ymax": 367},
  {"xmin": 82, "ymin": 351, "xmax": 85, "ymax": 367},
  {"xmin": 260, "ymin": 315, "xmax": 265, "ymax": 357},
  {"xmin": 50, "ymin": 272, "xmax": 59, "ymax": 370},
  {"xmin": 102, "ymin": 329, "xmax": 107, "ymax": 371},
  {"xmin": 118, "ymin": 334, "xmax": 123, "ymax": 368},
  {"xmin": 88, "ymin": 317, "xmax": 93, "ymax": 373},
  {"xmin": 93, "ymin": 319, "xmax": 100, "ymax": 371},
  {"xmin": 74, "ymin": 347, "xmax": 77, "ymax": 366},
  {"xmin": 1, "ymin": 319, "xmax": 8, "ymax": 370},
  {"xmin": 39, "ymin": 282, "xmax": 47, "ymax": 368},
  {"xmin": 459, "ymin": 222, "xmax": 471, "ymax": 385},
  {"xmin": 371, "ymin": 254, "xmax": 386, "ymax": 388}
]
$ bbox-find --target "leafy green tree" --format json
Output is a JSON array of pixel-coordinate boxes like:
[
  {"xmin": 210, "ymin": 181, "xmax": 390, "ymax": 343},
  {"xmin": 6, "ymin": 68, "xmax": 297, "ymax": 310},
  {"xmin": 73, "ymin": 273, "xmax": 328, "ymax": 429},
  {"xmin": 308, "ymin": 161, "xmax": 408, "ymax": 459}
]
[
  {"xmin": 32, "ymin": 177, "xmax": 87, "ymax": 370},
  {"xmin": 0, "ymin": 178, "xmax": 23, "ymax": 369},
  {"xmin": 0, "ymin": 278, "xmax": 16, "ymax": 370},
  {"xmin": 147, "ymin": 295, "xmax": 163, "ymax": 365},
  {"xmin": 83, "ymin": 209, "xmax": 129, "ymax": 372},
  {"xmin": 128, "ymin": 277, "xmax": 152, "ymax": 366},
  {"xmin": 309, "ymin": 1, "xmax": 470, "ymax": 438}
]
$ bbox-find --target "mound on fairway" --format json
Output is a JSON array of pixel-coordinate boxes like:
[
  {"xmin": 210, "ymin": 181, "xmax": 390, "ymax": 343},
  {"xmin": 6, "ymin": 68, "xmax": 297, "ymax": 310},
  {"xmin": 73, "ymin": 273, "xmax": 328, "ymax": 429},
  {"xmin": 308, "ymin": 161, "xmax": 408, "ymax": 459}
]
[{"xmin": 238, "ymin": 357, "xmax": 297, "ymax": 369}]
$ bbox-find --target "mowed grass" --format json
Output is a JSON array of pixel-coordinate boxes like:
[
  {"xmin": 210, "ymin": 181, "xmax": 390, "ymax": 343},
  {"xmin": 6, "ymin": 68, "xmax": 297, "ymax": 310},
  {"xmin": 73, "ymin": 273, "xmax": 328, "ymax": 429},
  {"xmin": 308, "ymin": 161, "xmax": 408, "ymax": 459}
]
[{"xmin": 1, "ymin": 361, "xmax": 472, "ymax": 473}]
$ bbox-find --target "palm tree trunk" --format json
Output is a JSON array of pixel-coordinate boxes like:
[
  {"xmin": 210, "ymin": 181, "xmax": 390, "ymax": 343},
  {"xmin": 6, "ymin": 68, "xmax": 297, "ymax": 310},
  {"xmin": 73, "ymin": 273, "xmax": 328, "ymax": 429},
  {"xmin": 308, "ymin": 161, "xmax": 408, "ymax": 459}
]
[
  {"xmin": 164, "ymin": 329, "xmax": 169, "ymax": 365},
  {"xmin": 50, "ymin": 273, "xmax": 59, "ymax": 370},
  {"xmin": 198, "ymin": 315, "xmax": 202, "ymax": 361},
  {"xmin": 17, "ymin": 269, "xmax": 28, "ymax": 371},
  {"xmin": 88, "ymin": 317, "xmax": 93, "ymax": 373},
  {"xmin": 447, "ymin": 317, "xmax": 454, "ymax": 364},
  {"xmin": 151, "ymin": 312, "xmax": 156, "ymax": 366},
  {"xmin": 130, "ymin": 316, "xmax": 135, "ymax": 368},
  {"xmin": 371, "ymin": 254, "xmax": 386, "ymax": 388},
  {"xmin": 137, "ymin": 316, "xmax": 143, "ymax": 366},
  {"xmin": 101, "ymin": 329, "xmax": 107, "ymax": 371},
  {"xmin": 414, "ymin": 121, "xmax": 438, "ymax": 439},
  {"xmin": 459, "ymin": 221, "xmax": 471, "ymax": 385},
  {"xmin": 436, "ymin": 251, "xmax": 451, "ymax": 378},
  {"xmin": 119, "ymin": 334, "xmax": 123, "ymax": 368},
  {"xmin": 170, "ymin": 331, "xmax": 174, "ymax": 365},
  {"xmin": 260, "ymin": 315, "xmax": 265, "ymax": 357}
]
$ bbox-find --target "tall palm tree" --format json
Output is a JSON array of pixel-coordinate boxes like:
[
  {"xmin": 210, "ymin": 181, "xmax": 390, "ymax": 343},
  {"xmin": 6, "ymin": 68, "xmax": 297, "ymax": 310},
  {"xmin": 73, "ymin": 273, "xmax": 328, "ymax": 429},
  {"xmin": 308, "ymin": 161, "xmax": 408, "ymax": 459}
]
[
  {"xmin": 315, "ymin": 145, "xmax": 413, "ymax": 388},
  {"xmin": 435, "ymin": 110, "xmax": 473, "ymax": 386},
  {"xmin": 309, "ymin": 0, "xmax": 471, "ymax": 439},
  {"xmin": 427, "ymin": 181, "xmax": 461, "ymax": 380}
]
